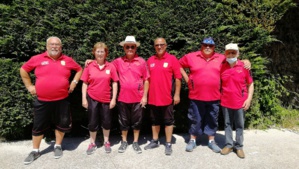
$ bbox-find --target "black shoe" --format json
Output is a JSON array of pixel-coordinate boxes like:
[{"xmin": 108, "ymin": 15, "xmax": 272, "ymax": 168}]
[
  {"xmin": 118, "ymin": 141, "xmax": 128, "ymax": 153},
  {"xmin": 54, "ymin": 146, "xmax": 63, "ymax": 159},
  {"xmin": 144, "ymin": 140, "xmax": 159, "ymax": 150},
  {"xmin": 165, "ymin": 143, "xmax": 172, "ymax": 155}
]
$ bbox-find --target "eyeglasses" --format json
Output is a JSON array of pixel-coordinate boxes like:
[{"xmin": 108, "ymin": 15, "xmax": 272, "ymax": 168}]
[
  {"xmin": 202, "ymin": 44, "xmax": 214, "ymax": 48},
  {"xmin": 48, "ymin": 43, "xmax": 61, "ymax": 46},
  {"xmin": 154, "ymin": 44, "xmax": 166, "ymax": 47},
  {"xmin": 125, "ymin": 45, "xmax": 136, "ymax": 50},
  {"xmin": 226, "ymin": 51, "xmax": 237, "ymax": 55}
]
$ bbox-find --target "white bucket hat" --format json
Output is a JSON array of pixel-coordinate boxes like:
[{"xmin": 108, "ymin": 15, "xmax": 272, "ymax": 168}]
[
  {"xmin": 225, "ymin": 43, "xmax": 239, "ymax": 51},
  {"xmin": 119, "ymin": 36, "xmax": 140, "ymax": 47}
]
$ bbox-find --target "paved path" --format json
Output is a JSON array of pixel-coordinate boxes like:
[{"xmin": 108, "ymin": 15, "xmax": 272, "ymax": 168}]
[{"xmin": 1, "ymin": 129, "xmax": 299, "ymax": 169}]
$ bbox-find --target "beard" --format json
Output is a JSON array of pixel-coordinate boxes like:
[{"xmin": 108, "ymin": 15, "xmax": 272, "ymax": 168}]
[{"xmin": 48, "ymin": 49, "xmax": 61, "ymax": 57}]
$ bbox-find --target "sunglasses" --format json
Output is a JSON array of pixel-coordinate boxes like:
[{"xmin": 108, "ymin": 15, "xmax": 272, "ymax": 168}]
[
  {"xmin": 154, "ymin": 44, "xmax": 166, "ymax": 47},
  {"xmin": 202, "ymin": 44, "xmax": 215, "ymax": 48},
  {"xmin": 226, "ymin": 51, "xmax": 237, "ymax": 55},
  {"xmin": 125, "ymin": 45, "xmax": 136, "ymax": 50}
]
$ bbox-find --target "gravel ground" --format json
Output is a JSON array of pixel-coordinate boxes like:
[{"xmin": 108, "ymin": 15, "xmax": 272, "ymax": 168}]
[{"xmin": 1, "ymin": 129, "xmax": 299, "ymax": 169}]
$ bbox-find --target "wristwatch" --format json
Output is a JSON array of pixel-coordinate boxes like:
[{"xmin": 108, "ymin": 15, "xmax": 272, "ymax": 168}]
[{"xmin": 72, "ymin": 80, "xmax": 78, "ymax": 84}]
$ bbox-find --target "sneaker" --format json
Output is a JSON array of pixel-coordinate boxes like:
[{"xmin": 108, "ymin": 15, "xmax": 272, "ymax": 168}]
[
  {"xmin": 24, "ymin": 151, "xmax": 41, "ymax": 165},
  {"xmin": 165, "ymin": 143, "xmax": 172, "ymax": 155},
  {"xmin": 208, "ymin": 141, "xmax": 221, "ymax": 153},
  {"xmin": 220, "ymin": 147, "xmax": 233, "ymax": 155},
  {"xmin": 54, "ymin": 146, "xmax": 63, "ymax": 159},
  {"xmin": 86, "ymin": 143, "xmax": 97, "ymax": 155},
  {"xmin": 144, "ymin": 140, "xmax": 159, "ymax": 150},
  {"xmin": 118, "ymin": 141, "xmax": 128, "ymax": 153},
  {"xmin": 185, "ymin": 140, "xmax": 196, "ymax": 152},
  {"xmin": 132, "ymin": 142, "xmax": 142, "ymax": 154},
  {"xmin": 104, "ymin": 142, "xmax": 111, "ymax": 153},
  {"xmin": 236, "ymin": 149, "xmax": 245, "ymax": 159}
]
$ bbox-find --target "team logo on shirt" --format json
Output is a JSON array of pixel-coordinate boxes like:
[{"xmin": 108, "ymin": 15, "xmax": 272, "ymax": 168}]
[
  {"xmin": 106, "ymin": 70, "xmax": 110, "ymax": 74},
  {"xmin": 163, "ymin": 62, "xmax": 168, "ymax": 68},
  {"xmin": 150, "ymin": 63, "xmax": 155, "ymax": 67},
  {"xmin": 41, "ymin": 61, "xmax": 49, "ymax": 65},
  {"xmin": 236, "ymin": 69, "xmax": 243, "ymax": 73},
  {"xmin": 61, "ymin": 60, "xmax": 66, "ymax": 66}
]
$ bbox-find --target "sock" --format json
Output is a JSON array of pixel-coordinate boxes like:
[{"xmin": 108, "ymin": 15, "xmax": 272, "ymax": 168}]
[
  {"xmin": 191, "ymin": 139, "xmax": 196, "ymax": 144},
  {"xmin": 166, "ymin": 142, "xmax": 172, "ymax": 146},
  {"xmin": 32, "ymin": 149, "xmax": 39, "ymax": 152},
  {"xmin": 209, "ymin": 140, "xmax": 214, "ymax": 143},
  {"xmin": 54, "ymin": 144, "xmax": 61, "ymax": 148}
]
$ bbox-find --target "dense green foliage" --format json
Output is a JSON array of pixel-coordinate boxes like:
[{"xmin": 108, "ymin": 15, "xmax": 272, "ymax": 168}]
[
  {"xmin": 0, "ymin": 59, "xmax": 33, "ymax": 139},
  {"xmin": 0, "ymin": 0, "xmax": 297, "ymax": 139}
]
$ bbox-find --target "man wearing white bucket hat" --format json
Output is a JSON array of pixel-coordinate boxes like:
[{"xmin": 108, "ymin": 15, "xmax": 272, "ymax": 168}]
[
  {"xmin": 113, "ymin": 36, "xmax": 149, "ymax": 154},
  {"xmin": 220, "ymin": 43, "xmax": 254, "ymax": 159}
]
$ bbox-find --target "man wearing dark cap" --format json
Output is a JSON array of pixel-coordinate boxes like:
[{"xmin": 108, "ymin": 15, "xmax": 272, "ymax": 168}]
[{"xmin": 179, "ymin": 37, "xmax": 250, "ymax": 153}]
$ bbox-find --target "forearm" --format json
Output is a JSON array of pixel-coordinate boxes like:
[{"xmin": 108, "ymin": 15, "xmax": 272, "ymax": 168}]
[
  {"xmin": 82, "ymin": 83, "xmax": 88, "ymax": 99},
  {"xmin": 143, "ymin": 80, "xmax": 149, "ymax": 98},
  {"xmin": 111, "ymin": 82, "xmax": 118, "ymax": 100},
  {"xmin": 20, "ymin": 68, "xmax": 33, "ymax": 89},
  {"xmin": 180, "ymin": 68, "xmax": 189, "ymax": 83},
  {"xmin": 73, "ymin": 69, "xmax": 83, "ymax": 83},
  {"xmin": 174, "ymin": 78, "xmax": 181, "ymax": 97},
  {"xmin": 247, "ymin": 83, "xmax": 254, "ymax": 101}
]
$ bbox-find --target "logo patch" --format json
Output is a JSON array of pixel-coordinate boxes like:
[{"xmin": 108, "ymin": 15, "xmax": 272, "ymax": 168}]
[
  {"xmin": 106, "ymin": 70, "xmax": 110, "ymax": 74},
  {"xmin": 41, "ymin": 61, "xmax": 49, "ymax": 65},
  {"xmin": 163, "ymin": 62, "xmax": 168, "ymax": 68},
  {"xmin": 150, "ymin": 63, "xmax": 155, "ymax": 67},
  {"xmin": 61, "ymin": 61, "xmax": 66, "ymax": 66}
]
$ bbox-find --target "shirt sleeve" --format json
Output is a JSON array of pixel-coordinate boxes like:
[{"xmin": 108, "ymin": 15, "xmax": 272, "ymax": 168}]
[
  {"xmin": 21, "ymin": 56, "xmax": 37, "ymax": 72},
  {"xmin": 179, "ymin": 55, "xmax": 189, "ymax": 68},
  {"xmin": 110, "ymin": 64, "xmax": 119, "ymax": 82},
  {"xmin": 173, "ymin": 56, "xmax": 182, "ymax": 79},
  {"xmin": 80, "ymin": 67, "xmax": 89, "ymax": 83}
]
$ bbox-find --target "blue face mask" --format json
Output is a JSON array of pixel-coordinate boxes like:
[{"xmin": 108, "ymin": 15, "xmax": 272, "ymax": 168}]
[{"xmin": 226, "ymin": 57, "xmax": 237, "ymax": 64}]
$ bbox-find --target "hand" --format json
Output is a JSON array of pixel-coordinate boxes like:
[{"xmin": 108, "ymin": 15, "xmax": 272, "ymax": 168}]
[
  {"xmin": 82, "ymin": 100, "xmax": 88, "ymax": 109},
  {"xmin": 242, "ymin": 59, "xmax": 251, "ymax": 70},
  {"xmin": 109, "ymin": 99, "xmax": 116, "ymax": 109},
  {"xmin": 242, "ymin": 99, "xmax": 251, "ymax": 111},
  {"xmin": 173, "ymin": 94, "xmax": 180, "ymax": 105},
  {"xmin": 140, "ymin": 96, "xmax": 147, "ymax": 108},
  {"xmin": 85, "ymin": 59, "xmax": 93, "ymax": 67},
  {"xmin": 27, "ymin": 85, "xmax": 37, "ymax": 96}
]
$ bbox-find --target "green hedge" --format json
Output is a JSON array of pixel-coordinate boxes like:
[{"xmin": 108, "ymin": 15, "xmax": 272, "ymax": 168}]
[{"xmin": 0, "ymin": 0, "xmax": 297, "ymax": 139}]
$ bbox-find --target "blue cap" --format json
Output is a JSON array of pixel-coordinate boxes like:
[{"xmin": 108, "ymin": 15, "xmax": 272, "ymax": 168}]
[{"xmin": 202, "ymin": 37, "xmax": 215, "ymax": 45}]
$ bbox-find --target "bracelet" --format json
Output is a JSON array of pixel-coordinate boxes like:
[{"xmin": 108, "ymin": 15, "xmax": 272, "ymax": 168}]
[{"xmin": 72, "ymin": 80, "xmax": 78, "ymax": 84}]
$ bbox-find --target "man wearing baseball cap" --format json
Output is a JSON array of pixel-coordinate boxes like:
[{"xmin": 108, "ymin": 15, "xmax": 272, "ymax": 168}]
[{"xmin": 220, "ymin": 43, "xmax": 254, "ymax": 159}]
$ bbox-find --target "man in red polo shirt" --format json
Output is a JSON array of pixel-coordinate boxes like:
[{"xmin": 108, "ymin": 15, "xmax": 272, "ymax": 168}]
[
  {"xmin": 144, "ymin": 37, "xmax": 182, "ymax": 155},
  {"xmin": 220, "ymin": 43, "xmax": 254, "ymax": 159},
  {"xmin": 113, "ymin": 36, "xmax": 150, "ymax": 154},
  {"xmin": 20, "ymin": 36, "xmax": 82, "ymax": 164}
]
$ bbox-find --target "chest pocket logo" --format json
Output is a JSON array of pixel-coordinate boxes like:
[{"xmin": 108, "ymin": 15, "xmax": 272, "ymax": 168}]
[
  {"xmin": 106, "ymin": 70, "xmax": 110, "ymax": 74},
  {"xmin": 61, "ymin": 61, "xmax": 66, "ymax": 66},
  {"xmin": 150, "ymin": 63, "xmax": 155, "ymax": 67},
  {"xmin": 41, "ymin": 61, "xmax": 49, "ymax": 65},
  {"xmin": 163, "ymin": 62, "xmax": 168, "ymax": 68}
]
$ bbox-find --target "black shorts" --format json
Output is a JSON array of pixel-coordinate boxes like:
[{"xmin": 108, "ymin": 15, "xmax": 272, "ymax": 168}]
[
  {"xmin": 149, "ymin": 104, "xmax": 174, "ymax": 126},
  {"xmin": 87, "ymin": 94, "xmax": 111, "ymax": 131},
  {"xmin": 32, "ymin": 98, "xmax": 72, "ymax": 136},
  {"xmin": 118, "ymin": 102, "xmax": 143, "ymax": 130}
]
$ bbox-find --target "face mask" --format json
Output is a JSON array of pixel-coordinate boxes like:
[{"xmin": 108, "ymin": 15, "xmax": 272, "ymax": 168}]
[{"xmin": 226, "ymin": 57, "xmax": 237, "ymax": 64}]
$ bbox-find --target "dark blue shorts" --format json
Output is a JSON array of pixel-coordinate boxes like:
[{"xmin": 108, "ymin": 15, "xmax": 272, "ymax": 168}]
[
  {"xmin": 118, "ymin": 102, "xmax": 144, "ymax": 130},
  {"xmin": 188, "ymin": 100, "xmax": 219, "ymax": 136}
]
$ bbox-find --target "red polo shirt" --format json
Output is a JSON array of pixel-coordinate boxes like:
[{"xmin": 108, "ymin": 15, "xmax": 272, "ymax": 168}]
[
  {"xmin": 147, "ymin": 52, "xmax": 182, "ymax": 106},
  {"xmin": 21, "ymin": 52, "xmax": 82, "ymax": 101},
  {"xmin": 179, "ymin": 51, "xmax": 225, "ymax": 101},
  {"xmin": 81, "ymin": 60, "xmax": 119, "ymax": 103},
  {"xmin": 113, "ymin": 55, "xmax": 149, "ymax": 103},
  {"xmin": 220, "ymin": 60, "xmax": 253, "ymax": 109}
]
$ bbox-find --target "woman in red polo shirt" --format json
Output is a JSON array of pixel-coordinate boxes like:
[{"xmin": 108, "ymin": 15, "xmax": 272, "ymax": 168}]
[{"xmin": 81, "ymin": 42, "xmax": 119, "ymax": 155}]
